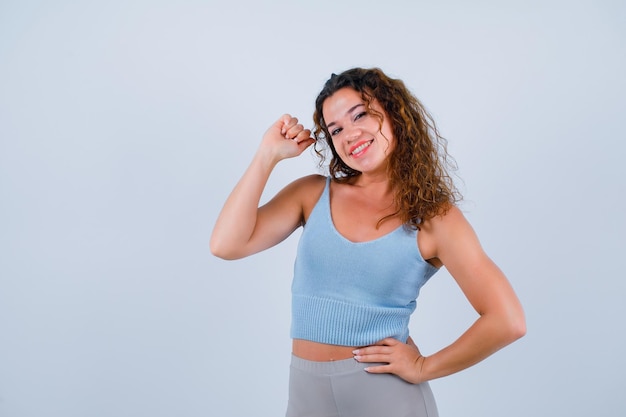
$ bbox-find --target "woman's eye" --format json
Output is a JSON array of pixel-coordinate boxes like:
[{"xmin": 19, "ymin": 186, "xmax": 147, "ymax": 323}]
[
  {"xmin": 354, "ymin": 112, "xmax": 367, "ymax": 121},
  {"xmin": 331, "ymin": 128, "xmax": 342, "ymax": 136}
]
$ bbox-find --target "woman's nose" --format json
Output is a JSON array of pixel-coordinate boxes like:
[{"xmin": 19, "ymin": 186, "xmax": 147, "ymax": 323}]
[{"xmin": 344, "ymin": 125, "xmax": 362, "ymax": 142}]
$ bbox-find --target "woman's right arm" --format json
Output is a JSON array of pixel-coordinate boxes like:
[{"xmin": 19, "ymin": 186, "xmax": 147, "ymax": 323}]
[{"xmin": 210, "ymin": 114, "xmax": 316, "ymax": 260}]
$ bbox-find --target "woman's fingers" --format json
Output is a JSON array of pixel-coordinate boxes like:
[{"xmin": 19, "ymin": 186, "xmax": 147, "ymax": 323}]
[
  {"xmin": 354, "ymin": 353, "xmax": 390, "ymax": 363},
  {"xmin": 293, "ymin": 129, "xmax": 312, "ymax": 143},
  {"xmin": 261, "ymin": 114, "xmax": 314, "ymax": 159},
  {"xmin": 363, "ymin": 364, "xmax": 392, "ymax": 374},
  {"xmin": 277, "ymin": 115, "xmax": 314, "ymax": 143},
  {"xmin": 280, "ymin": 115, "xmax": 299, "ymax": 136},
  {"xmin": 352, "ymin": 339, "xmax": 396, "ymax": 362},
  {"xmin": 353, "ymin": 337, "xmax": 426, "ymax": 383},
  {"xmin": 285, "ymin": 124, "xmax": 304, "ymax": 140},
  {"xmin": 285, "ymin": 123, "xmax": 311, "ymax": 142}
]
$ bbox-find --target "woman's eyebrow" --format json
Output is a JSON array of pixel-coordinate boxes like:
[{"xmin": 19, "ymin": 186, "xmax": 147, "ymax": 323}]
[{"xmin": 326, "ymin": 104, "xmax": 365, "ymax": 129}]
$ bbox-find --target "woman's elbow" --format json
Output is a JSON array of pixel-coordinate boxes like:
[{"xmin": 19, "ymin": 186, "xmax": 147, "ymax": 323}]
[
  {"xmin": 210, "ymin": 247, "xmax": 229, "ymax": 260},
  {"xmin": 511, "ymin": 319, "xmax": 527, "ymax": 342},
  {"xmin": 209, "ymin": 238, "xmax": 240, "ymax": 260},
  {"xmin": 505, "ymin": 308, "xmax": 527, "ymax": 343}
]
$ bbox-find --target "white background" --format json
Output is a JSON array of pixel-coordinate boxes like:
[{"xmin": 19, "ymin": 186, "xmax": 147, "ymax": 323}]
[{"xmin": 1, "ymin": 1, "xmax": 624, "ymax": 416}]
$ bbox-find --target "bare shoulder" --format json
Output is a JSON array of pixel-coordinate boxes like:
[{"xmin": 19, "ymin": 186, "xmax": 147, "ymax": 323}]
[
  {"xmin": 266, "ymin": 174, "xmax": 326, "ymax": 220},
  {"xmin": 290, "ymin": 173, "xmax": 326, "ymax": 189},
  {"xmin": 290, "ymin": 174, "xmax": 326, "ymax": 220},
  {"xmin": 418, "ymin": 205, "xmax": 479, "ymax": 265},
  {"xmin": 281, "ymin": 174, "xmax": 326, "ymax": 200},
  {"xmin": 423, "ymin": 205, "xmax": 472, "ymax": 235}
]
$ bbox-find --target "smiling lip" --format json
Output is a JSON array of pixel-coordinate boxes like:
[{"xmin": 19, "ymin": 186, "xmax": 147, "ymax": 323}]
[{"xmin": 349, "ymin": 140, "xmax": 373, "ymax": 156}]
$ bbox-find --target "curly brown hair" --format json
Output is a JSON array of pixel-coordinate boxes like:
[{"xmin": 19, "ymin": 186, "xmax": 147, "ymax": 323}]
[{"xmin": 312, "ymin": 67, "xmax": 461, "ymax": 229}]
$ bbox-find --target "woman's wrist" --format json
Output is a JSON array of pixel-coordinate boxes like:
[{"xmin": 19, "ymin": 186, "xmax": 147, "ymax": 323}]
[
  {"xmin": 415, "ymin": 355, "xmax": 427, "ymax": 384},
  {"xmin": 252, "ymin": 145, "xmax": 281, "ymax": 172}
]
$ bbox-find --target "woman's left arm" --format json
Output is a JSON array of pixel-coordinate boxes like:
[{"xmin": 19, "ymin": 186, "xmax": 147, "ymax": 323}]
[{"xmin": 354, "ymin": 206, "xmax": 526, "ymax": 383}]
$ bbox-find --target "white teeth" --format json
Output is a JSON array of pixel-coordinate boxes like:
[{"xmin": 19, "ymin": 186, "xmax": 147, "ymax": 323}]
[{"xmin": 351, "ymin": 141, "xmax": 372, "ymax": 155}]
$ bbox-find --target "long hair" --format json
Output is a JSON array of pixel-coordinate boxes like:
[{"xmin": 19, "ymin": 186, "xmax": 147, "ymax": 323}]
[{"xmin": 312, "ymin": 67, "xmax": 461, "ymax": 228}]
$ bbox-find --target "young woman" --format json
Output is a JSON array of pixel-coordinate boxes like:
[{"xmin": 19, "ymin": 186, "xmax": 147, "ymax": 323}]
[{"xmin": 210, "ymin": 68, "xmax": 526, "ymax": 417}]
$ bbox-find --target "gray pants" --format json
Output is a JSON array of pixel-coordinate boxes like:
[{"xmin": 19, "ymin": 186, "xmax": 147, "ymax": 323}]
[{"xmin": 286, "ymin": 355, "xmax": 438, "ymax": 417}]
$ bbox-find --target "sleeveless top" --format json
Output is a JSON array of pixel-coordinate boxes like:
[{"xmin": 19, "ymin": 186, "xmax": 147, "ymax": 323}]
[{"xmin": 290, "ymin": 177, "xmax": 439, "ymax": 346}]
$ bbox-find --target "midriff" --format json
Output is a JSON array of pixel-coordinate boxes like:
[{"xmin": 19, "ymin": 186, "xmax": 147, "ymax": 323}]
[{"xmin": 292, "ymin": 339, "xmax": 358, "ymax": 361}]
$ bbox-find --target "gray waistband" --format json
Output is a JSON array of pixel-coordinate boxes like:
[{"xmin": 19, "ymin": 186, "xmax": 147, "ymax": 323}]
[{"xmin": 290, "ymin": 354, "xmax": 385, "ymax": 374}]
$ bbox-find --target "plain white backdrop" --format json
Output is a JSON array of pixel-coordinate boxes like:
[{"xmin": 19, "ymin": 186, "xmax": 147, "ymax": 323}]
[{"xmin": 1, "ymin": 1, "xmax": 624, "ymax": 416}]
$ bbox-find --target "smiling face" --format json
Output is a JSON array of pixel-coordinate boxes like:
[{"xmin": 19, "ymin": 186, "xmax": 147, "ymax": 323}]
[{"xmin": 322, "ymin": 87, "xmax": 395, "ymax": 177}]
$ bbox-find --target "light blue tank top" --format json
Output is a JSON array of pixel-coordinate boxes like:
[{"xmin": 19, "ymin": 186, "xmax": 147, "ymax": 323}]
[{"xmin": 291, "ymin": 177, "xmax": 439, "ymax": 346}]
